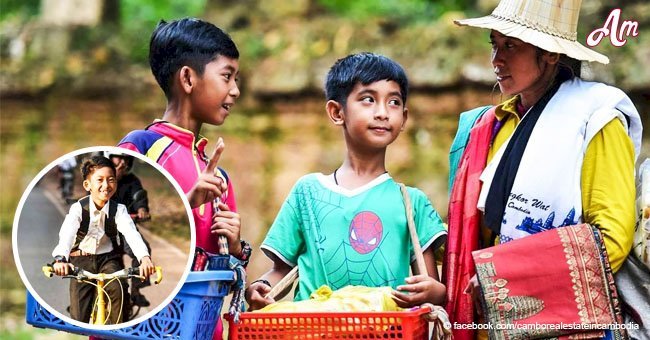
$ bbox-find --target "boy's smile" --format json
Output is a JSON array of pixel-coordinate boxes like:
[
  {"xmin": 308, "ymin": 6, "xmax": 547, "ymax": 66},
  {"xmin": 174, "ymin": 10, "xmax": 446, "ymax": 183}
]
[
  {"xmin": 340, "ymin": 80, "xmax": 407, "ymax": 150},
  {"xmin": 83, "ymin": 166, "xmax": 117, "ymax": 208},
  {"xmin": 191, "ymin": 56, "xmax": 240, "ymax": 126}
]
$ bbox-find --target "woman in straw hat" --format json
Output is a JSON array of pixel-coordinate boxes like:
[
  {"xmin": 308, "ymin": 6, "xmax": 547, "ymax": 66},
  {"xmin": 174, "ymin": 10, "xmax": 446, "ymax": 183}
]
[{"xmin": 444, "ymin": 0, "xmax": 642, "ymax": 339}]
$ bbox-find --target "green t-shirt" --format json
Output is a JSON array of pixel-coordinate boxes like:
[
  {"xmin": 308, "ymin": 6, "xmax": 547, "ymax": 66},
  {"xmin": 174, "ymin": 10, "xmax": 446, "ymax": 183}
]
[{"xmin": 262, "ymin": 173, "xmax": 447, "ymax": 301}]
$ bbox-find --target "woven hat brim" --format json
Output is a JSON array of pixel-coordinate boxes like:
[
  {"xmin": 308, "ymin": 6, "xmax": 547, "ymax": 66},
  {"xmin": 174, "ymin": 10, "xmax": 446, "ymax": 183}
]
[{"xmin": 455, "ymin": 15, "xmax": 609, "ymax": 64}]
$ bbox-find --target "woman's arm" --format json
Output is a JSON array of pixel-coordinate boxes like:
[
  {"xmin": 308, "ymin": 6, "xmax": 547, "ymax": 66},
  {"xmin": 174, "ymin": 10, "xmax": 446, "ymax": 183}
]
[{"xmin": 582, "ymin": 118, "xmax": 636, "ymax": 272}]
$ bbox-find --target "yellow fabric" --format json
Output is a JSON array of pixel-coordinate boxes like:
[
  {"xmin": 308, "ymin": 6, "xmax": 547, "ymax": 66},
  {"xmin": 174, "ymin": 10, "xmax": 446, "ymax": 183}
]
[
  {"xmin": 257, "ymin": 285, "xmax": 402, "ymax": 313},
  {"xmin": 484, "ymin": 96, "xmax": 635, "ymax": 272},
  {"xmin": 581, "ymin": 118, "xmax": 636, "ymax": 272},
  {"xmin": 487, "ymin": 96, "xmax": 521, "ymax": 161},
  {"xmin": 144, "ymin": 136, "xmax": 173, "ymax": 162}
]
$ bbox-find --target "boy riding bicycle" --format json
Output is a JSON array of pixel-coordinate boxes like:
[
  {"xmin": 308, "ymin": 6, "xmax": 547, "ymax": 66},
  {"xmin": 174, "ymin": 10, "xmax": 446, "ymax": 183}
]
[{"xmin": 51, "ymin": 155, "xmax": 156, "ymax": 324}]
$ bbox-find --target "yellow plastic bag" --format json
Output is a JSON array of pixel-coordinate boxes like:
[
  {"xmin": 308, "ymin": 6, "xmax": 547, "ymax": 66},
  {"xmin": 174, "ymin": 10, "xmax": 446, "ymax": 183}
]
[{"xmin": 257, "ymin": 285, "xmax": 402, "ymax": 313}]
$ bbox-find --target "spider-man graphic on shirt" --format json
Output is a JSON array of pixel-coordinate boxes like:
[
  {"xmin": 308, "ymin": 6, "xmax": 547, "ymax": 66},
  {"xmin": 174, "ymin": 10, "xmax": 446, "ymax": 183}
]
[{"xmin": 261, "ymin": 173, "xmax": 447, "ymax": 301}]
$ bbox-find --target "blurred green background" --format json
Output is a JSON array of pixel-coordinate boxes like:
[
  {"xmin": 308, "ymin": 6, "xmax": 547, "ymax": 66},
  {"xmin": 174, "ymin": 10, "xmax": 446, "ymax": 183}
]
[{"xmin": 1, "ymin": 0, "xmax": 648, "ymax": 338}]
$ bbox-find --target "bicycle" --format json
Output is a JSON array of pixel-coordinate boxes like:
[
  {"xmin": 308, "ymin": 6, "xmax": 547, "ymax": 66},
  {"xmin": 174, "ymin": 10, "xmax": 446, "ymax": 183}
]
[{"xmin": 42, "ymin": 263, "xmax": 162, "ymax": 325}]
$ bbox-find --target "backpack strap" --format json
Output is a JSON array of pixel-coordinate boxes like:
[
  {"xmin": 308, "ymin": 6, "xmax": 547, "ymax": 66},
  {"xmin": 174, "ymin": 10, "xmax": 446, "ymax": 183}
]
[
  {"xmin": 72, "ymin": 197, "xmax": 121, "ymax": 252},
  {"xmin": 72, "ymin": 196, "xmax": 91, "ymax": 251},
  {"xmin": 104, "ymin": 200, "xmax": 121, "ymax": 251}
]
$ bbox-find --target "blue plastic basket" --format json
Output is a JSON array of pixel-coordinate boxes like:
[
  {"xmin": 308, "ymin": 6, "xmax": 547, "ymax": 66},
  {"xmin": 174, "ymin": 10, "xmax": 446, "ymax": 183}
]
[{"xmin": 26, "ymin": 269, "xmax": 234, "ymax": 339}]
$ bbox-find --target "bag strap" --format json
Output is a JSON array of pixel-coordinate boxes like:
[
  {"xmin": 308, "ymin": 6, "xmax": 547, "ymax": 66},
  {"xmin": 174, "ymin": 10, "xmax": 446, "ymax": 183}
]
[
  {"xmin": 214, "ymin": 167, "xmax": 231, "ymax": 255},
  {"xmin": 399, "ymin": 183, "xmax": 427, "ymax": 275},
  {"xmin": 266, "ymin": 265, "xmax": 298, "ymax": 300},
  {"xmin": 265, "ymin": 182, "xmax": 424, "ymax": 299}
]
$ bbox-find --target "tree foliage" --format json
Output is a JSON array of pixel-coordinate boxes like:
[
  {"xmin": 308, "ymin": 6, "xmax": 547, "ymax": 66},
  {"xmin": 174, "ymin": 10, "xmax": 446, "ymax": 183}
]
[
  {"xmin": 0, "ymin": 0, "xmax": 40, "ymax": 21},
  {"xmin": 316, "ymin": 0, "xmax": 474, "ymax": 21}
]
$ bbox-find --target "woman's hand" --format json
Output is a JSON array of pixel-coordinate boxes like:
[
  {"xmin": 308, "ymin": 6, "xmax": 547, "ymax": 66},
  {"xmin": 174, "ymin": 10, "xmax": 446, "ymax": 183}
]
[{"xmin": 464, "ymin": 274, "xmax": 482, "ymax": 315}]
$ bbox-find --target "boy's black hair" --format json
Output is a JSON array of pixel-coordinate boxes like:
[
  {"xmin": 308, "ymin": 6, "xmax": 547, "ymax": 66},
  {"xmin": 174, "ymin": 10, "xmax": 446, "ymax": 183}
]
[
  {"xmin": 325, "ymin": 52, "xmax": 409, "ymax": 106},
  {"xmin": 109, "ymin": 154, "xmax": 134, "ymax": 170},
  {"xmin": 149, "ymin": 18, "xmax": 239, "ymax": 100},
  {"xmin": 81, "ymin": 156, "xmax": 116, "ymax": 180}
]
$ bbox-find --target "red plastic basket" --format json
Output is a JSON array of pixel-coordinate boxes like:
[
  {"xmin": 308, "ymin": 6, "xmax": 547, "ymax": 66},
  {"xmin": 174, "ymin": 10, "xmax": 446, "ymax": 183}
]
[{"xmin": 225, "ymin": 306, "xmax": 430, "ymax": 339}]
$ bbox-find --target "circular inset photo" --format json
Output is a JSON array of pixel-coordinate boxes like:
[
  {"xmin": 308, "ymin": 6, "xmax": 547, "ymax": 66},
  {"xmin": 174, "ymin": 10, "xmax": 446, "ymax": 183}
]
[{"xmin": 13, "ymin": 147, "xmax": 194, "ymax": 330}]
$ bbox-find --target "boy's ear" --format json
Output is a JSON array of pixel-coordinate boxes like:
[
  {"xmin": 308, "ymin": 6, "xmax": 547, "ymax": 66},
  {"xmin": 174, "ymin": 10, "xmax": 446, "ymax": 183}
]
[
  {"xmin": 179, "ymin": 66, "xmax": 196, "ymax": 94},
  {"xmin": 401, "ymin": 107, "xmax": 409, "ymax": 131},
  {"xmin": 326, "ymin": 100, "xmax": 345, "ymax": 126},
  {"xmin": 82, "ymin": 179, "xmax": 91, "ymax": 192}
]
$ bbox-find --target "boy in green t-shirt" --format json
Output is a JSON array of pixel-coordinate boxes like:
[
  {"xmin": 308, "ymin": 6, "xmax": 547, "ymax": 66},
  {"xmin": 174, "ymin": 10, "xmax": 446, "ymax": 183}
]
[{"xmin": 246, "ymin": 53, "xmax": 447, "ymax": 310}]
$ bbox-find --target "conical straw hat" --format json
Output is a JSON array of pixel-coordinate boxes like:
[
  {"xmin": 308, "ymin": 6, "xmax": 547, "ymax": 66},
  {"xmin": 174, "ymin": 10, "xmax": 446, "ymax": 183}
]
[{"xmin": 455, "ymin": 0, "xmax": 609, "ymax": 64}]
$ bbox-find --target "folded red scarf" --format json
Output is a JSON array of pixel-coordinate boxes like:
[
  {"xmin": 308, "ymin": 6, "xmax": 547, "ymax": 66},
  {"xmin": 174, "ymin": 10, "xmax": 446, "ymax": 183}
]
[{"xmin": 472, "ymin": 224, "xmax": 626, "ymax": 339}]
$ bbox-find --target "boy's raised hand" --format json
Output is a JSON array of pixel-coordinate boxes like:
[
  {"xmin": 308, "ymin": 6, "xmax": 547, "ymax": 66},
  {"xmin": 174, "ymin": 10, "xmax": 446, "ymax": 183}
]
[
  {"xmin": 392, "ymin": 274, "xmax": 442, "ymax": 308},
  {"xmin": 211, "ymin": 202, "xmax": 242, "ymax": 255},
  {"xmin": 139, "ymin": 256, "xmax": 155, "ymax": 280},
  {"xmin": 245, "ymin": 281, "xmax": 276, "ymax": 311},
  {"xmin": 187, "ymin": 138, "xmax": 228, "ymax": 208}
]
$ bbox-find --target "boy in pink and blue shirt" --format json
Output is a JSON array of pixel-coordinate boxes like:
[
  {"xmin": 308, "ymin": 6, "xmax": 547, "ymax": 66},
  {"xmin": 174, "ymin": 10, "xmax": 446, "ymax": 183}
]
[
  {"xmin": 118, "ymin": 17, "xmax": 249, "ymax": 338},
  {"xmin": 120, "ymin": 120, "xmax": 239, "ymax": 254}
]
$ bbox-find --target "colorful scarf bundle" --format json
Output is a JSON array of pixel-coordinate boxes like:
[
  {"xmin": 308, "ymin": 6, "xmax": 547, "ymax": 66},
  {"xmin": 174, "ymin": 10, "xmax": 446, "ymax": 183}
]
[
  {"xmin": 443, "ymin": 107, "xmax": 497, "ymax": 340},
  {"xmin": 472, "ymin": 224, "xmax": 626, "ymax": 340}
]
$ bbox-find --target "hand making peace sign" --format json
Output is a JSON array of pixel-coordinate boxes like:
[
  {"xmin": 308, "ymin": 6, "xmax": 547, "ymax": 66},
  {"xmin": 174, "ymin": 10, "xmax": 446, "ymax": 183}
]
[{"xmin": 187, "ymin": 138, "xmax": 228, "ymax": 208}]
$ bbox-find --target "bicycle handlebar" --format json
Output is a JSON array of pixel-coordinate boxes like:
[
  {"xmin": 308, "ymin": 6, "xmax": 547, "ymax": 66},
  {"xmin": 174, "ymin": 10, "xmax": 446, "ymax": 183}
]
[
  {"xmin": 43, "ymin": 264, "xmax": 162, "ymax": 284},
  {"xmin": 128, "ymin": 214, "xmax": 151, "ymax": 223},
  {"xmin": 153, "ymin": 266, "xmax": 162, "ymax": 284}
]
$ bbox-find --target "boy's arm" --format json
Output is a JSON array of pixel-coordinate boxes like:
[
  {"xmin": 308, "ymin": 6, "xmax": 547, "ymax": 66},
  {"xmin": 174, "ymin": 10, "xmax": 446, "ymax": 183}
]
[
  {"xmin": 130, "ymin": 176, "xmax": 150, "ymax": 213},
  {"xmin": 128, "ymin": 176, "xmax": 150, "ymax": 220},
  {"xmin": 392, "ymin": 188, "xmax": 447, "ymax": 307},
  {"xmin": 245, "ymin": 252, "xmax": 294, "ymax": 311},
  {"xmin": 51, "ymin": 203, "xmax": 83, "ymax": 259},
  {"xmin": 117, "ymin": 141, "xmax": 141, "ymax": 153},
  {"xmin": 393, "ymin": 247, "xmax": 446, "ymax": 307},
  {"xmin": 246, "ymin": 177, "xmax": 306, "ymax": 310},
  {"xmin": 114, "ymin": 204, "xmax": 150, "ymax": 261}
]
